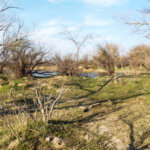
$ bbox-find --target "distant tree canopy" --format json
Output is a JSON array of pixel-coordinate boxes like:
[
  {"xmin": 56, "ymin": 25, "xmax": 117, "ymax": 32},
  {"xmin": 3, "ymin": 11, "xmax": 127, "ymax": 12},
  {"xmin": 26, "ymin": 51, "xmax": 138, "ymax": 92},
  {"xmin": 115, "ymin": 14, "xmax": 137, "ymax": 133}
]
[
  {"xmin": 129, "ymin": 44, "xmax": 150, "ymax": 70},
  {"xmin": 117, "ymin": 55, "xmax": 129, "ymax": 68},
  {"xmin": 80, "ymin": 54, "xmax": 91, "ymax": 69}
]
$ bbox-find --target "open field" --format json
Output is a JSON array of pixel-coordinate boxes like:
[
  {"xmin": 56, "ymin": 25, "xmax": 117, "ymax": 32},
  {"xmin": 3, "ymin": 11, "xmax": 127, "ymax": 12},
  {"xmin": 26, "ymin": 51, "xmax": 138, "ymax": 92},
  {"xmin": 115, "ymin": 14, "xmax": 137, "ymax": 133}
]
[
  {"xmin": 1, "ymin": 0, "xmax": 150, "ymax": 150},
  {"xmin": 0, "ymin": 74, "xmax": 150, "ymax": 149}
]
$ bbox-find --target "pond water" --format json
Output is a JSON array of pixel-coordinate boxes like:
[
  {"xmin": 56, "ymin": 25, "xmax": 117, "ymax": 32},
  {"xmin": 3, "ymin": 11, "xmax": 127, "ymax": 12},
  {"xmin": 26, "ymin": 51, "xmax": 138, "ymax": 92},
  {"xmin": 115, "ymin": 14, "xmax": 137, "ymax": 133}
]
[
  {"xmin": 30, "ymin": 70, "xmax": 150, "ymax": 78},
  {"xmin": 79, "ymin": 72, "xmax": 107, "ymax": 78},
  {"xmin": 31, "ymin": 71, "xmax": 58, "ymax": 78},
  {"xmin": 31, "ymin": 70, "xmax": 104, "ymax": 78}
]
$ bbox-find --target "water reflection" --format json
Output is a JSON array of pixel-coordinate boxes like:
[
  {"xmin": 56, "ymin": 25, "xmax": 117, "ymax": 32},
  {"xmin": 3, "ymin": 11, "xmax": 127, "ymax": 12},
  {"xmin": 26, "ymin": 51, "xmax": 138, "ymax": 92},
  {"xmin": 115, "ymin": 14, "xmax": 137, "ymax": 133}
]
[
  {"xmin": 32, "ymin": 70, "xmax": 58, "ymax": 78},
  {"xmin": 79, "ymin": 72, "xmax": 107, "ymax": 78},
  {"xmin": 31, "ymin": 70, "xmax": 107, "ymax": 78}
]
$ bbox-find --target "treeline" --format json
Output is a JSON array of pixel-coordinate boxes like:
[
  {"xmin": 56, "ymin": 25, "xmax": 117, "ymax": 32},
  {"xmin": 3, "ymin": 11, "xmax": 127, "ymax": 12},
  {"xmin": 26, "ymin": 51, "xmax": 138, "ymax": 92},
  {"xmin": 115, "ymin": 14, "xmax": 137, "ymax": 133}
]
[
  {"xmin": 53, "ymin": 43, "xmax": 150, "ymax": 77},
  {"xmin": 0, "ymin": 1, "xmax": 150, "ymax": 79},
  {"xmin": 91, "ymin": 44, "xmax": 150, "ymax": 75}
]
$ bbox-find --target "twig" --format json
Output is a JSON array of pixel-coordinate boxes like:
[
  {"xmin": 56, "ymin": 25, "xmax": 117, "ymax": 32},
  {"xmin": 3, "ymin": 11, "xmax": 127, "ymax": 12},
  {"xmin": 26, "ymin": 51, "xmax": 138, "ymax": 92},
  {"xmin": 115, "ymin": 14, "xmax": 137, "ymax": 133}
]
[
  {"xmin": 48, "ymin": 89, "xmax": 66, "ymax": 119},
  {"xmin": 4, "ymin": 117, "xmax": 21, "ymax": 142}
]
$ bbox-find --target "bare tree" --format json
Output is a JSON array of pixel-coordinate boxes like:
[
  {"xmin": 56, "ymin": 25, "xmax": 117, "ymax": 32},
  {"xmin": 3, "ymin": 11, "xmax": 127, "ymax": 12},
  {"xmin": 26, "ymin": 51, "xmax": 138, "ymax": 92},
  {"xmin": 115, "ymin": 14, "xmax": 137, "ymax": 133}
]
[
  {"xmin": 119, "ymin": 2, "xmax": 150, "ymax": 71},
  {"xmin": 7, "ymin": 38, "xmax": 45, "ymax": 78},
  {"xmin": 0, "ymin": 0, "xmax": 19, "ymax": 73},
  {"xmin": 93, "ymin": 43, "xmax": 119, "ymax": 76},
  {"xmin": 120, "ymin": 1, "xmax": 150, "ymax": 39},
  {"xmin": 0, "ymin": 0, "xmax": 18, "ymax": 13},
  {"xmin": 1, "ymin": 17, "xmax": 46, "ymax": 78},
  {"xmin": 0, "ymin": 22, "xmax": 17, "ymax": 73},
  {"xmin": 0, "ymin": 48, "xmax": 9, "ymax": 73},
  {"xmin": 61, "ymin": 27, "xmax": 91, "ymax": 74}
]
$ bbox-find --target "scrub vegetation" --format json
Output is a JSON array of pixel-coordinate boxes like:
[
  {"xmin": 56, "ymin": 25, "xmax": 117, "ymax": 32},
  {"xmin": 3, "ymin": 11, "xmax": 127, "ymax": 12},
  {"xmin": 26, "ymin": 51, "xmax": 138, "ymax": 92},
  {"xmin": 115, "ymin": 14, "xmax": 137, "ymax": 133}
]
[{"xmin": 0, "ymin": 1, "xmax": 150, "ymax": 150}]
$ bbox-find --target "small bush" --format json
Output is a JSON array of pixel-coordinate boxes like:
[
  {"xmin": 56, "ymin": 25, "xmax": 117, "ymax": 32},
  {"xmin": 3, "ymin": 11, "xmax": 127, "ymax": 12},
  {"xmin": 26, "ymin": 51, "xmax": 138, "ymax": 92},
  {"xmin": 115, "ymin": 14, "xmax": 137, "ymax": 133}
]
[{"xmin": 54, "ymin": 54, "xmax": 78, "ymax": 76}]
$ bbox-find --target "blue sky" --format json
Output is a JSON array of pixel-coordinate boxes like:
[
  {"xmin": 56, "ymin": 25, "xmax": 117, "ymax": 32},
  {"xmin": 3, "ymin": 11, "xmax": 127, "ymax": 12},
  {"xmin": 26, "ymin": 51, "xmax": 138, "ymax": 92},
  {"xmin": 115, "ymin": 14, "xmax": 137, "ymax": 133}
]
[{"xmin": 15, "ymin": 0, "xmax": 150, "ymax": 56}]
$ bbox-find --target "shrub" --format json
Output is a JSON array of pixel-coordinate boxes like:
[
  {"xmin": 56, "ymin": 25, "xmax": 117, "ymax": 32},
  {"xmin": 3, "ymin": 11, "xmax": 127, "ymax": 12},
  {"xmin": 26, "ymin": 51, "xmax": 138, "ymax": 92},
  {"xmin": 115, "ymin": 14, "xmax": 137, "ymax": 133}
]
[
  {"xmin": 7, "ymin": 39, "xmax": 45, "ymax": 78},
  {"xmin": 54, "ymin": 54, "xmax": 78, "ymax": 76},
  {"xmin": 93, "ymin": 43, "xmax": 119, "ymax": 76}
]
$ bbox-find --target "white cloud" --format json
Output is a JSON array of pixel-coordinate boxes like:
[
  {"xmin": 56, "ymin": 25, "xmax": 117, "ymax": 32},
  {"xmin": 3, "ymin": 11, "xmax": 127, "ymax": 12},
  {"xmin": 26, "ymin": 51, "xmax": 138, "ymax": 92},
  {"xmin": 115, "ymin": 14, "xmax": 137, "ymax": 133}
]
[
  {"xmin": 32, "ymin": 19, "xmax": 80, "ymax": 55},
  {"xmin": 32, "ymin": 17, "xmax": 116, "ymax": 55},
  {"xmin": 83, "ymin": 15, "xmax": 111, "ymax": 26},
  {"xmin": 42, "ymin": 19, "xmax": 73, "ymax": 27},
  {"xmin": 32, "ymin": 17, "xmax": 134, "ymax": 56},
  {"xmin": 42, "ymin": 20, "xmax": 60, "ymax": 26},
  {"xmin": 48, "ymin": 0, "xmax": 59, "ymax": 3},
  {"xmin": 48, "ymin": 0, "xmax": 129, "ymax": 7},
  {"xmin": 82, "ymin": 0, "xmax": 124, "ymax": 6}
]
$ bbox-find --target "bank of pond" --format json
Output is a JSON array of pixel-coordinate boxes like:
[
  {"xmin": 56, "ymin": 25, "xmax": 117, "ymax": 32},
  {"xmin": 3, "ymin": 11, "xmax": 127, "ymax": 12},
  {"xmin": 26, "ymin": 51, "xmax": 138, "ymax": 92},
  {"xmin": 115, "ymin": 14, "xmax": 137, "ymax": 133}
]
[{"xmin": 31, "ymin": 70, "xmax": 150, "ymax": 78}]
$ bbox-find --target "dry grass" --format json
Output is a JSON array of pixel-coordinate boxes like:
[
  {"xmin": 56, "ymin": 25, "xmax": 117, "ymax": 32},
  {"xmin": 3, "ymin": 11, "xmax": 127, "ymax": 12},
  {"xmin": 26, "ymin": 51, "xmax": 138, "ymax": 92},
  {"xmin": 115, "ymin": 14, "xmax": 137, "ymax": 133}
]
[{"xmin": 0, "ymin": 75, "xmax": 150, "ymax": 149}]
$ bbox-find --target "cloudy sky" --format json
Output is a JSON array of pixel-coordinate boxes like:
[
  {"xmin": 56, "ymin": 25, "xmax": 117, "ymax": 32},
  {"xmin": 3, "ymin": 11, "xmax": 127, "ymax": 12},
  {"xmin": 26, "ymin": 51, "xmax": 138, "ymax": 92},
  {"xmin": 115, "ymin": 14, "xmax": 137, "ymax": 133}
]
[{"xmin": 15, "ymin": 0, "xmax": 150, "ymax": 56}]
